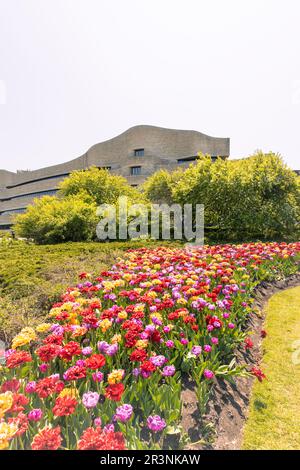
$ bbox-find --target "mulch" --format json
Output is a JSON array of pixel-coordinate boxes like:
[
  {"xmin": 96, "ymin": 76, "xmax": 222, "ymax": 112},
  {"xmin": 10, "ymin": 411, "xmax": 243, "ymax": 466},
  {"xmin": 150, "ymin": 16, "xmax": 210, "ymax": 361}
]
[{"xmin": 181, "ymin": 272, "xmax": 300, "ymax": 450}]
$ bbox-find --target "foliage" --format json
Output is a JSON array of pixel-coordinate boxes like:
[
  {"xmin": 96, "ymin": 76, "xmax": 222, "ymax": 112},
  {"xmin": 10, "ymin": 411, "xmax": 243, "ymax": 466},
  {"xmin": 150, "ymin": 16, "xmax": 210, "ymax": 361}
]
[
  {"xmin": 14, "ymin": 194, "xmax": 98, "ymax": 244},
  {"xmin": 14, "ymin": 168, "xmax": 148, "ymax": 244},
  {"xmin": 147, "ymin": 152, "xmax": 300, "ymax": 241},
  {"xmin": 0, "ymin": 231, "xmax": 12, "ymax": 241},
  {"xmin": 141, "ymin": 169, "xmax": 182, "ymax": 204},
  {"xmin": 59, "ymin": 166, "xmax": 146, "ymax": 205},
  {"xmin": 12, "ymin": 155, "xmax": 300, "ymax": 244}
]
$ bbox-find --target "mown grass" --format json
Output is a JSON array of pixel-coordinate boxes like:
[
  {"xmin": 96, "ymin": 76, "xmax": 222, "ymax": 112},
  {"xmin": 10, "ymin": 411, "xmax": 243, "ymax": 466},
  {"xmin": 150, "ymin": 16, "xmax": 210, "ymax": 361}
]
[
  {"xmin": 0, "ymin": 238, "xmax": 180, "ymax": 342},
  {"xmin": 243, "ymin": 286, "xmax": 300, "ymax": 450}
]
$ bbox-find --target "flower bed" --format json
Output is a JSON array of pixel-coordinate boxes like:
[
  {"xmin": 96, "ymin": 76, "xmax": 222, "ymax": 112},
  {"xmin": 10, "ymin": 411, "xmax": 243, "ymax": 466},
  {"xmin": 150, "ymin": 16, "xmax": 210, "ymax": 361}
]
[{"xmin": 0, "ymin": 242, "xmax": 299, "ymax": 450}]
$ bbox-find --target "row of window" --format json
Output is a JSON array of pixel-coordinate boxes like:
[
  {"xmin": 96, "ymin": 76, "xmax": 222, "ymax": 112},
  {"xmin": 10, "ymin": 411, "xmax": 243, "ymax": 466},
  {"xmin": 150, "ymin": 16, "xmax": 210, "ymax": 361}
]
[
  {"xmin": 1, "ymin": 189, "xmax": 57, "ymax": 202},
  {"xmin": 177, "ymin": 156, "xmax": 218, "ymax": 164},
  {"xmin": 4, "ymin": 151, "xmax": 144, "ymax": 189},
  {"xmin": 130, "ymin": 157, "xmax": 218, "ymax": 173},
  {"xmin": 0, "ymin": 191, "xmax": 58, "ymax": 216},
  {"xmin": 0, "ymin": 208, "xmax": 26, "ymax": 216},
  {"xmin": 98, "ymin": 165, "xmax": 142, "ymax": 175},
  {"xmin": 1, "ymin": 165, "xmax": 143, "ymax": 203},
  {"xmin": 6, "ymin": 173, "xmax": 70, "ymax": 189},
  {"xmin": 3, "ymin": 150, "xmax": 216, "ymax": 197},
  {"xmin": 133, "ymin": 152, "xmax": 218, "ymax": 162},
  {"xmin": 2, "ymin": 161, "xmax": 141, "ymax": 194}
]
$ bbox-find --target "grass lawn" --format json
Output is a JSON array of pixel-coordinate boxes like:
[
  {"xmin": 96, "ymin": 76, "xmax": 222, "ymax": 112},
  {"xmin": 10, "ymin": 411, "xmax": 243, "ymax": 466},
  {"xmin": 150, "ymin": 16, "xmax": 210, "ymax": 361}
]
[
  {"xmin": 242, "ymin": 286, "xmax": 300, "ymax": 450},
  {"xmin": 0, "ymin": 239, "xmax": 180, "ymax": 342}
]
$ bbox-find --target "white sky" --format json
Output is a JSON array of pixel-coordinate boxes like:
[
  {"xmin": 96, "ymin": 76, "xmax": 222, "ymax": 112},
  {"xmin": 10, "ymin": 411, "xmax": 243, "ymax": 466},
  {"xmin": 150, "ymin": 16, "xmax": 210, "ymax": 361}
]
[{"xmin": 0, "ymin": 0, "xmax": 299, "ymax": 172}]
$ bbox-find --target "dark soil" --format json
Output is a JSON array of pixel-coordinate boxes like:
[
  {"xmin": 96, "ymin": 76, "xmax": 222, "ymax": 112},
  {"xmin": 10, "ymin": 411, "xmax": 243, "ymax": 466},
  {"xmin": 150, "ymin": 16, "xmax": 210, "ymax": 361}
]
[{"xmin": 182, "ymin": 273, "xmax": 300, "ymax": 450}]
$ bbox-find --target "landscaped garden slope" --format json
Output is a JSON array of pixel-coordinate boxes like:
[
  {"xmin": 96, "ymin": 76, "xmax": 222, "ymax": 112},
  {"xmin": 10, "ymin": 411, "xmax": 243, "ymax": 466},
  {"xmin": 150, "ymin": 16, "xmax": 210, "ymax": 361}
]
[
  {"xmin": 0, "ymin": 242, "xmax": 299, "ymax": 450},
  {"xmin": 0, "ymin": 238, "xmax": 179, "ymax": 343},
  {"xmin": 243, "ymin": 286, "xmax": 300, "ymax": 450}
]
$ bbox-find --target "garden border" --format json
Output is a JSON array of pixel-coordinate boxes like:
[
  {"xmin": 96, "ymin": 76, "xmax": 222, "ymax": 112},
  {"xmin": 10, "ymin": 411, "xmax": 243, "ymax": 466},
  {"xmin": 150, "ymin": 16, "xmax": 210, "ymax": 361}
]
[{"xmin": 182, "ymin": 271, "xmax": 300, "ymax": 450}]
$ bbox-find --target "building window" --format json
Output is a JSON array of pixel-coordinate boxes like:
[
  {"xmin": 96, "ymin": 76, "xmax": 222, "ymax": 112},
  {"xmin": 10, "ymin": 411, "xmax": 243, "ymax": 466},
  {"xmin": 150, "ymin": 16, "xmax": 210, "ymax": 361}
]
[
  {"xmin": 0, "ymin": 189, "xmax": 57, "ymax": 202},
  {"xmin": 0, "ymin": 208, "xmax": 26, "ymax": 216},
  {"xmin": 6, "ymin": 173, "xmax": 70, "ymax": 189},
  {"xmin": 97, "ymin": 166, "xmax": 111, "ymax": 171},
  {"xmin": 177, "ymin": 157, "xmax": 197, "ymax": 164},
  {"xmin": 134, "ymin": 149, "xmax": 144, "ymax": 157},
  {"xmin": 130, "ymin": 166, "xmax": 141, "ymax": 176}
]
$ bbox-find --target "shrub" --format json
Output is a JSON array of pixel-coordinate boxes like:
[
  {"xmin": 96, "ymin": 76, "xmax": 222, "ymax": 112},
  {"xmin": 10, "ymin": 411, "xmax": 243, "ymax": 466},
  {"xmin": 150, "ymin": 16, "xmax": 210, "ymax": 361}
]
[
  {"xmin": 168, "ymin": 152, "xmax": 299, "ymax": 241},
  {"xmin": 13, "ymin": 167, "xmax": 150, "ymax": 244},
  {"xmin": 14, "ymin": 194, "xmax": 98, "ymax": 244},
  {"xmin": 13, "ymin": 155, "xmax": 300, "ymax": 244},
  {"xmin": 142, "ymin": 169, "xmax": 182, "ymax": 204},
  {"xmin": 59, "ymin": 166, "xmax": 146, "ymax": 205}
]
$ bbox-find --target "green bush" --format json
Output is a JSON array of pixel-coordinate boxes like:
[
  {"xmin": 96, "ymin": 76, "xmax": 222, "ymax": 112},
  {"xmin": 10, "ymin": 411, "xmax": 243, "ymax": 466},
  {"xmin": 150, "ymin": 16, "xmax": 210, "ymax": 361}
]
[
  {"xmin": 13, "ymin": 154, "xmax": 300, "ymax": 244},
  {"xmin": 14, "ymin": 194, "xmax": 98, "ymax": 244},
  {"xmin": 165, "ymin": 152, "xmax": 299, "ymax": 241},
  {"xmin": 59, "ymin": 166, "xmax": 146, "ymax": 204},
  {"xmin": 143, "ymin": 152, "xmax": 300, "ymax": 241},
  {"xmin": 142, "ymin": 169, "xmax": 182, "ymax": 204},
  {"xmin": 14, "ymin": 167, "xmax": 149, "ymax": 244}
]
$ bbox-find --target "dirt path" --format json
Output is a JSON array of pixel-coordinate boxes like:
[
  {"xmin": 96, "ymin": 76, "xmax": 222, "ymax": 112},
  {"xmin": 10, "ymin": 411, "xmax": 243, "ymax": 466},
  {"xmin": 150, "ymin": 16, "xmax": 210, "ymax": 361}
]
[{"xmin": 182, "ymin": 272, "xmax": 300, "ymax": 450}]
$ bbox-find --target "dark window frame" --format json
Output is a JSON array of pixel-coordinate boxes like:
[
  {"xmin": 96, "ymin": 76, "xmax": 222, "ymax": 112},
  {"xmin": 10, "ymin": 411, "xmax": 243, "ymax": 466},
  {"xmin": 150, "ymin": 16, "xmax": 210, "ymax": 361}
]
[
  {"xmin": 0, "ymin": 208, "xmax": 26, "ymax": 216},
  {"xmin": 134, "ymin": 149, "xmax": 144, "ymax": 157},
  {"xmin": 177, "ymin": 157, "xmax": 197, "ymax": 164},
  {"xmin": 97, "ymin": 166, "xmax": 111, "ymax": 171},
  {"xmin": 0, "ymin": 189, "xmax": 58, "ymax": 202},
  {"xmin": 6, "ymin": 173, "xmax": 70, "ymax": 189},
  {"xmin": 130, "ymin": 166, "xmax": 142, "ymax": 176}
]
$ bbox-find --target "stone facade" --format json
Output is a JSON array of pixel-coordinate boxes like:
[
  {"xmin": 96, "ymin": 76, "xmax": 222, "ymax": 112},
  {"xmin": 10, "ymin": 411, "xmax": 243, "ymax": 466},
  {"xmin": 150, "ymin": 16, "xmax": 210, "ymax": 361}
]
[{"xmin": 0, "ymin": 125, "xmax": 230, "ymax": 228}]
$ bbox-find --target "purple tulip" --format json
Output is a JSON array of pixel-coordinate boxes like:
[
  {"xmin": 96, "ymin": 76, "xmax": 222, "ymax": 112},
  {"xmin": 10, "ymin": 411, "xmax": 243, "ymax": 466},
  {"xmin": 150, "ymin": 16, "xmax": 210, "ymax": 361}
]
[
  {"xmin": 147, "ymin": 415, "xmax": 166, "ymax": 432},
  {"xmin": 28, "ymin": 409, "xmax": 43, "ymax": 421}
]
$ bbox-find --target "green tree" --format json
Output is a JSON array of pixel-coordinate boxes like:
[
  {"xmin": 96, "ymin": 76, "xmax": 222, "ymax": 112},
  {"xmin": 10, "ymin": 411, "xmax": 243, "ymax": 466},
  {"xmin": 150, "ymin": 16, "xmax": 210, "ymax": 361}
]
[
  {"xmin": 59, "ymin": 166, "xmax": 146, "ymax": 205},
  {"xmin": 170, "ymin": 152, "xmax": 299, "ymax": 240},
  {"xmin": 14, "ymin": 194, "xmax": 98, "ymax": 244},
  {"xmin": 142, "ymin": 168, "xmax": 183, "ymax": 204}
]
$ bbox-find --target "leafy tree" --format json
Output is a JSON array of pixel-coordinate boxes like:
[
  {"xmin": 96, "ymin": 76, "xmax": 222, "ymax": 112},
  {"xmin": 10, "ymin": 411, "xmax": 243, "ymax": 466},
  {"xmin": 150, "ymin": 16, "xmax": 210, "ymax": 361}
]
[
  {"xmin": 14, "ymin": 194, "xmax": 98, "ymax": 244},
  {"xmin": 142, "ymin": 169, "xmax": 181, "ymax": 204},
  {"xmin": 171, "ymin": 152, "xmax": 299, "ymax": 240},
  {"xmin": 13, "ymin": 154, "xmax": 299, "ymax": 244},
  {"xmin": 13, "ymin": 168, "xmax": 149, "ymax": 244},
  {"xmin": 59, "ymin": 166, "xmax": 146, "ymax": 205}
]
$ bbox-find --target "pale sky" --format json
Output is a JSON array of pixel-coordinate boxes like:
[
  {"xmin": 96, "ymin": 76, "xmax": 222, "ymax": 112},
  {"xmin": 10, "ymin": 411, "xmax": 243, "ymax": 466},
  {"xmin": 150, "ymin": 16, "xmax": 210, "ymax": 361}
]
[{"xmin": 0, "ymin": 0, "xmax": 299, "ymax": 172}]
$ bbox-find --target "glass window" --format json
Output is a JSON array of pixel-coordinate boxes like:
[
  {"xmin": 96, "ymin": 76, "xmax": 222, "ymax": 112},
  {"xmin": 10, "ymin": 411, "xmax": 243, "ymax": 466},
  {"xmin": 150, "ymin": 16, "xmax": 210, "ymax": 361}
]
[
  {"xmin": 130, "ymin": 166, "xmax": 141, "ymax": 176},
  {"xmin": 1, "ymin": 189, "xmax": 57, "ymax": 202},
  {"xmin": 134, "ymin": 149, "xmax": 144, "ymax": 157},
  {"xmin": 177, "ymin": 157, "xmax": 197, "ymax": 164},
  {"xmin": 0, "ymin": 208, "xmax": 26, "ymax": 216},
  {"xmin": 6, "ymin": 173, "xmax": 69, "ymax": 189}
]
